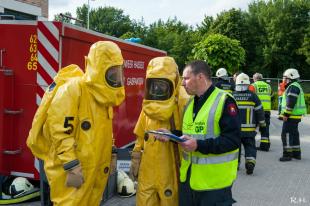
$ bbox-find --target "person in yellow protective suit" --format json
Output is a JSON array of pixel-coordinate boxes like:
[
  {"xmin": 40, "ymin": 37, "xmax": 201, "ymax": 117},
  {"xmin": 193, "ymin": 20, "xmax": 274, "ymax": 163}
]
[
  {"xmin": 42, "ymin": 41, "xmax": 125, "ymax": 205},
  {"xmin": 27, "ymin": 64, "xmax": 84, "ymax": 161},
  {"xmin": 129, "ymin": 56, "xmax": 189, "ymax": 206}
]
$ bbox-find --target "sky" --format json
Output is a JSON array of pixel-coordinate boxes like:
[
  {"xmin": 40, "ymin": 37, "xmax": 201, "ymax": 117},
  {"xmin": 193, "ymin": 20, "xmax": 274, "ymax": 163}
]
[{"xmin": 49, "ymin": 0, "xmax": 254, "ymax": 26}]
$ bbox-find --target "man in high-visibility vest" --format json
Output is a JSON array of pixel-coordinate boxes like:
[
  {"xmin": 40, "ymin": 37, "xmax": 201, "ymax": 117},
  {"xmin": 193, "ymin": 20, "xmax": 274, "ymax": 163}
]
[
  {"xmin": 178, "ymin": 60, "xmax": 240, "ymax": 205},
  {"xmin": 279, "ymin": 68, "xmax": 307, "ymax": 161},
  {"xmin": 215, "ymin": 67, "xmax": 234, "ymax": 93},
  {"xmin": 249, "ymin": 73, "xmax": 272, "ymax": 151}
]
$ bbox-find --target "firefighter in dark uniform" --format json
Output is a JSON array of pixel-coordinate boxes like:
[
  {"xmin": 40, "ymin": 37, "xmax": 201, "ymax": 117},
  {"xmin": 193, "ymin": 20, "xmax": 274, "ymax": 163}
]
[
  {"xmin": 215, "ymin": 68, "xmax": 234, "ymax": 93},
  {"xmin": 249, "ymin": 73, "xmax": 272, "ymax": 151},
  {"xmin": 233, "ymin": 73, "xmax": 267, "ymax": 175},
  {"xmin": 279, "ymin": 68, "xmax": 307, "ymax": 161}
]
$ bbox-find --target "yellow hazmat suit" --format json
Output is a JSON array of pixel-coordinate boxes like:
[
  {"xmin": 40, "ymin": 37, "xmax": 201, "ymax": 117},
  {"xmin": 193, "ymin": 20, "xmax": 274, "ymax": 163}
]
[
  {"xmin": 27, "ymin": 64, "xmax": 84, "ymax": 161},
  {"xmin": 43, "ymin": 41, "xmax": 125, "ymax": 205},
  {"xmin": 133, "ymin": 56, "xmax": 189, "ymax": 206}
]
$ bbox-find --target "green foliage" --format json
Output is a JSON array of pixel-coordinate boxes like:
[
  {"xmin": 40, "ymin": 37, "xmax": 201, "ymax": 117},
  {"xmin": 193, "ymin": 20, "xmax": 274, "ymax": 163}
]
[
  {"xmin": 192, "ymin": 34, "xmax": 245, "ymax": 74},
  {"xmin": 76, "ymin": 5, "xmax": 134, "ymax": 37},
  {"xmin": 209, "ymin": 9, "xmax": 249, "ymax": 46},
  {"xmin": 197, "ymin": 15, "xmax": 214, "ymax": 36},
  {"xmin": 248, "ymin": 0, "xmax": 310, "ymax": 78},
  {"xmin": 143, "ymin": 18, "xmax": 198, "ymax": 71},
  {"xmin": 60, "ymin": 1, "xmax": 309, "ymax": 78},
  {"xmin": 298, "ymin": 25, "xmax": 310, "ymax": 65},
  {"xmin": 54, "ymin": 12, "xmax": 73, "ymax": 24}
]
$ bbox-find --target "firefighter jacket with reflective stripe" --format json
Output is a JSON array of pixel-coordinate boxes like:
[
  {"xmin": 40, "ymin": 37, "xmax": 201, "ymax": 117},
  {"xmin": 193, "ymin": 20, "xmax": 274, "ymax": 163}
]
[
  {"xmin": 215, "ymin": 79, "xmax": 234, "ymax": 93},
  {"xmin": 233, "ymin": 90, "xmax": 266, "ymax": 138},
  {"xmin": 281, "ymin": 82, "xmax": 306, "ymax": 119},
  {"xmin": 251, "ymin": 81, "xmax": 272, "ymax": 111},
  {"xmin": 180, "ymin": 88, "xmax": 239, "ymax": 191}
]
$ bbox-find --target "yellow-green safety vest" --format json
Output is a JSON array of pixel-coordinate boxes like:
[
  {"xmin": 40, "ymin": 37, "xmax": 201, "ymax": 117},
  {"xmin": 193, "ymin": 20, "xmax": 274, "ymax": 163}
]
[
  {"xmin": 180, "ymin": 88, "xmax": 239, "ymax": 191},
  {"xmin": 281, "ymin": 82, "xmax": 307, "ymax": 118},
  {"xmin": 252, "ymin": 81, "xmax": 271, "ymax": 111}
]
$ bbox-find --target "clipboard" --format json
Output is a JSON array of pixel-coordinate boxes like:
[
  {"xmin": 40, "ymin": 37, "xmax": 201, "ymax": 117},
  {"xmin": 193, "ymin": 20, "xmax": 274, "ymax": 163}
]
[{"xmin": 146, "ymin": 130, "xmax": 185, "ymax": 143}]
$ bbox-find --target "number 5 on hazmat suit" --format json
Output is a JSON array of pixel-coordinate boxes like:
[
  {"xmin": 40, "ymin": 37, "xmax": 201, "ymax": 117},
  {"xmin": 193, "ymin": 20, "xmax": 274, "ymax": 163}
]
[{"xmin": 27, "ymin": 41, "xmax": 125, "ymax": 205}]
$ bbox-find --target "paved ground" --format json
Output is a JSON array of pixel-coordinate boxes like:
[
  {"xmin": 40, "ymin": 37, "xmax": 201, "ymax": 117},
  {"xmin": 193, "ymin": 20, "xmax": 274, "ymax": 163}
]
[
  {"xmin": 103, "ymin": 111, "xmax": 310, "ymax": 206},
  {"xmin": 11, "ymin": 111, "xmax": 310, "ymax": 206}
]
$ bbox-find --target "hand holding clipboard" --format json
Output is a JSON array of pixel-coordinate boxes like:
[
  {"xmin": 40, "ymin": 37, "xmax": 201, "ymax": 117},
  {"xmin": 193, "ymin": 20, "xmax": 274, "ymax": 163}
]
[{"xmin": 146, "ymin": 130, "xmax": 185, "ymax": 143}]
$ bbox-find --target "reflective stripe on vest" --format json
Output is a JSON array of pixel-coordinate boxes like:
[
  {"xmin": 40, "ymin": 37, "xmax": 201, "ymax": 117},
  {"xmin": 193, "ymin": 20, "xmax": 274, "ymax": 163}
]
[
  {"xmin": 183, "ymin": 152, "xmax": 238, "ymax": 164},
  {"xmin": 181, "ymin": 88, "xmax": 238, "ymax": 191},
  {"xmin": 281, "ymin": 82, "xmax": 307, "ymax": 116},
  {"xmin": 252, "ymin": 81, "xmax": 271, "ymax": 111}
]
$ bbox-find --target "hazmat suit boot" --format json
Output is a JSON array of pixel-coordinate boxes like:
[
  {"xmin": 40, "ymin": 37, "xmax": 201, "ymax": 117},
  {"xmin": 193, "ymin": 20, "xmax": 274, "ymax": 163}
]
[{"xmin": 245, "ymin": 162, "xmax": 255, "ymax": 175}]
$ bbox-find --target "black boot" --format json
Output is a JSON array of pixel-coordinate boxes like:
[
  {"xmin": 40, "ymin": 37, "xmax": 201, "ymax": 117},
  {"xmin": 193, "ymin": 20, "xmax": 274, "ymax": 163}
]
[
  {"xmin": 293, "ymin": 152, "xmax": 301, "ymax": 160},
  {"xmin": 279, "ymin": 156, "xmax": 292, "ymax": 161},
  {"xmin": 279, "ymin": 151, "xmax": 292, "ymax": 162},
  {"xmin": 245, "ymin": 162, "xmax": 255, "ymax": 175},
  {"xmin": 257, "ymin": 142, "xmax": 270, "ymax": 151}
]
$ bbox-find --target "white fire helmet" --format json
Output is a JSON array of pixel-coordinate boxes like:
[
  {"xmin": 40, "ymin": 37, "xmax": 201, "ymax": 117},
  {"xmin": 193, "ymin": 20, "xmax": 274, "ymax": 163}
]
[
  {"xmin": 283, "ymin": 68, "xmax": 300, "ymax": 80},
  {"xmin": 216, "ymin": 68, "xmax": 228, "ymax": 78},
  {"xmin": 117, "ymin": 170, "xmax": 136, "ymax": 197},
  {"xmin": 9, "ymin": 177, "xmax": 34, "ymax": 197},
  {"xmin": 236, "ymin": 73, "xmax": 250, "ymax": 85}
]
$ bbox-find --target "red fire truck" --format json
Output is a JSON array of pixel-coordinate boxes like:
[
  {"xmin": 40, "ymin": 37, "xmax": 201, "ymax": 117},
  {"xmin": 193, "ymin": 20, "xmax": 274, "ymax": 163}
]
[{"xmin": 0, "ymin": 20, "xmax": 166, "ymax": 181}]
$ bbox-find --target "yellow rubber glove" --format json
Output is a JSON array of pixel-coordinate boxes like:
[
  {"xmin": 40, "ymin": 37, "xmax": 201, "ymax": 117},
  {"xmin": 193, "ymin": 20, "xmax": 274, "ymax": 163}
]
[{"xmin": 66, "ymin": 164, "xmax": 84, "ymax": 188}]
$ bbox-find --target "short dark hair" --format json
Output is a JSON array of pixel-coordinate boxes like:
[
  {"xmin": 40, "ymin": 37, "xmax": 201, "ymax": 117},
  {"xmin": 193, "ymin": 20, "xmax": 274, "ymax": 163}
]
[{"xmin": 185, "ymin": 60, "xmax": 212, "ymax": 80}]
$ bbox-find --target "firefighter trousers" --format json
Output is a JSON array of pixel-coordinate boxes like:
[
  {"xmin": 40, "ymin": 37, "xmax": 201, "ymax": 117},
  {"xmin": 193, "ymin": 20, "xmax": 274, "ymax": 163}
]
[
  {"xmin": 259, "ymin": 111, "xmax": 270, "ymax": 138},
  {"xmin": 281, "ymin": 120, "xmax": 301, "ymax": 158},
  {"xmin": 239, "ymin": 136, "xmax": 257, "ymax": 165}
]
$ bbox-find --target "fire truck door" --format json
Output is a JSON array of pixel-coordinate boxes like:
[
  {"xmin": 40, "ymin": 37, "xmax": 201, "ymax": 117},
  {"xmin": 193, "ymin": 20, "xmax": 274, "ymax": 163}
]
[{"xmin": 0, "ymin": 49, "xmax": 23, "ymax": 176}]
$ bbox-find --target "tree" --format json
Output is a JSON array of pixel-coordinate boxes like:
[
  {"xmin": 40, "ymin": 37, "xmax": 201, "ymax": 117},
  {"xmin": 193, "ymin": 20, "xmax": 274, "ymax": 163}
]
[
  {"xmin": 197, "ymin": 15, "xmax": 214, "ymax": 36},
  {"xmin": 250, "ymin": 0, "xmax": 310, "ymax": 78},
  {"xmin": 143, "ymin": 18, "xmax": 197, "ymax": 71},
  {"xmin": 76, "ymin": 5, "xmax": 134, "ymax": 37},
  {"xmin": 54, "ymin": 12, "xmax": 73, "ymax": 24},
  {"xmin": 207, "ymin": 9, "xmax": 252, "ymax": 73},
  {"xmin": 192, "ymin": 34, "xmax": 245, "ymax": 74},
  {"xmin": 298, "ymin": 25, "xmax": 310, "ymax": 65}
]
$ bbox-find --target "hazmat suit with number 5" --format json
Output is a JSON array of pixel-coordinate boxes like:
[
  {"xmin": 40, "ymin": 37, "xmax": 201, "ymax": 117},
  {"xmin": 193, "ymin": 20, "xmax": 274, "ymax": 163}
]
[
  {"xmin": 41, "ymin": 41, "xmax": 125, "ymax": 205},
  {"xmin": 129, "ymin": 56, "xmax": 189, "ymax": 206}
]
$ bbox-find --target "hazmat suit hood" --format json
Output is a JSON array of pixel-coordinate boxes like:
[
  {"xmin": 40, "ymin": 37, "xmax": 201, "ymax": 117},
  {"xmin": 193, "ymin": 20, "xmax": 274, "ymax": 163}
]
[
  {"xmin": 142, "ymin": 56, "xmax": 180, "ymax": 121},
  {"xmin": 83, "ymin": 41, "xmax": 125, "ymax": 106},
  {"xmin": 54, "ymin": 64, "xmax": 84, "ymax": 84}
]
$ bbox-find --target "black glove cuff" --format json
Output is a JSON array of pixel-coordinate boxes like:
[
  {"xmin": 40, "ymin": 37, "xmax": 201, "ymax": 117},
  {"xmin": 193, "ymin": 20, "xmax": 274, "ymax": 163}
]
[{"xmin": 63, "ymin": 159, "xmax": 80, "ymax": 171}]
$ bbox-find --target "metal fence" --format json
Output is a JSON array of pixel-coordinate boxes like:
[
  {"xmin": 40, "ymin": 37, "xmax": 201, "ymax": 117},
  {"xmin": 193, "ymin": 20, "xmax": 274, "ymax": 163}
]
[
  {"xmin": 212, "ymin": 77, "xmax": 310, "ymax": 93},
  {"xmin": 263, "ymin": 78, "xmax": 310, "ymax": 94}
]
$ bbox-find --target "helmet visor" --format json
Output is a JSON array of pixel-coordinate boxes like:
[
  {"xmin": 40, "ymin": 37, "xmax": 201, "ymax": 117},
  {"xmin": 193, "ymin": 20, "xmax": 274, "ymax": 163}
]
[
  {"xmin": 145, "ymin": 78, "xmax": 173, "ymax": 100},
  {"xmin": 105, "ymin": 65, "xmax": 124, "ymax": 87}
]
